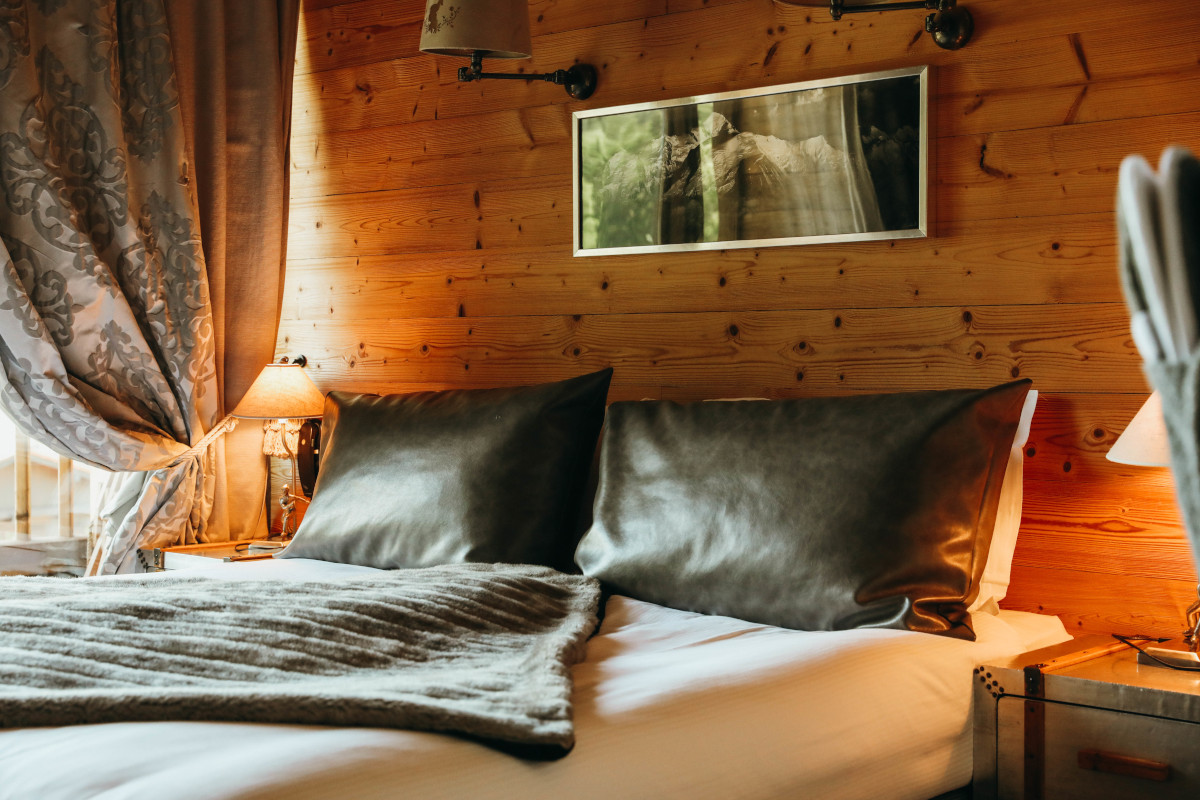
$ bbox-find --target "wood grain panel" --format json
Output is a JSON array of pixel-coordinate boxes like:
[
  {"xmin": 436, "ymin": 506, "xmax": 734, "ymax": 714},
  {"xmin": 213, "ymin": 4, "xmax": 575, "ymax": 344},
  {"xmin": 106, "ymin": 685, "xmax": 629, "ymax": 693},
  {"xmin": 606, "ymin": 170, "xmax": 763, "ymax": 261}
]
[
  {"xmin": 287, "ymin": 175, "xmax": 567, "ymax": 259},
  {"xmin": 291, "ymin": 73, "xmax": 1200, "ymax": 201},
  {"xmin": 682, "ymin": 0, "xmax": 1191, "ymax": 46},
  {"xmin": 1003, "ymin": 565, "xmax": 1198, "ymax": 638},
  {"xmin": 300, "ymin": 1, "xmax": 422, "ymax": 77},
  {"xmin": 1017, "ymin": 485, "xmax": 1191, "ymax": 582},
  {"xmin": 291, "ymin": 52, "xmax": 438, "ymax": 138},
  {"xmin": 1015, "ymin": 393, "xmax": 1193, "ymax": 584},
  {"xmin": 302, "ymin": 0, "xmax": 355, "ymax": 11},
  {"xmin": 939, "ymin": 66, "xmax": 1200, "ymax": 138},
  {"xmin": 292, "ymin": 0, "xmax": 1200, "ymax": 136},
  {"xmin": 290, "ymin": 104, "xmax": 572, "ymax": 199},
  {"xmin": 935, "ymin": 112, "xmax": 1200, "ymax": 223},
  {"xmin": 299, "ymin": 0, "xmax": 666, "ymax": 76},
  {"xmin": 289, "ymin": 0, "xmax": 1200, "ymax": 638},
  {"xmin": 1023, "ymin": 393, "xmax": 1157, "ymax": 484},
  {"xmin": 278, "ymin": 303, "xmax": 1141, "ymax": 394},
  {"xmin": 289, "ymin": 112, "xmax": 1198, "ymax": 260},
  {"xmin": 282, "ymin": 213, "xmax": 1121, "ymax": 319}
]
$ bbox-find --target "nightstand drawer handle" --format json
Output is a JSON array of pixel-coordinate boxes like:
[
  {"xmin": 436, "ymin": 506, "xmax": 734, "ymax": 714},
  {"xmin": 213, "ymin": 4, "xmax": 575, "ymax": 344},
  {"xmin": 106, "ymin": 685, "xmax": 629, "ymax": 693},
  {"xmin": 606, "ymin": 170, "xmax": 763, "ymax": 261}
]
[{"xmin": 1077, "ymin": 749, "xmax": 1171, "ymax": 782}]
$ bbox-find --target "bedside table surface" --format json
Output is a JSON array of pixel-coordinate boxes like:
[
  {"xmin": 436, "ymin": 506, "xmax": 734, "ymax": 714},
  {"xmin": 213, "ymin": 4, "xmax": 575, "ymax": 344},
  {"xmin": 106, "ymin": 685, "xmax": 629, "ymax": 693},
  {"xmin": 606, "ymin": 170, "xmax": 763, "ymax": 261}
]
[
  {"xmin": 975, "ymin": 636, "xmax": 1200, "ymax": 800},
  {"xmin": 983, "ymin": 635, "xmax": 1200, "ymax": 723},
  {"xmin": 141, "ymin": 540, "xmax": 282, "ymax": 571},
  {"xmin": 1062, "ymin": 647, "xmax": 1200, "ymax": 699}
]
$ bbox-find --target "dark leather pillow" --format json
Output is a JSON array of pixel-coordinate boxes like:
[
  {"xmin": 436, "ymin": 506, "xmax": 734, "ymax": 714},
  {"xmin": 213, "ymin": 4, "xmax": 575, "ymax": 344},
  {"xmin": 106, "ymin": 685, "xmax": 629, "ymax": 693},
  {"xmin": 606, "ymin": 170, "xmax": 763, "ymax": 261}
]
[
  {"xmin": 280, "ymin": 368, "xmax": 613, "ymax": 571},
  {"xmin": 574, "ymin": 380, "xmax": 1031, "ymax": 640}
]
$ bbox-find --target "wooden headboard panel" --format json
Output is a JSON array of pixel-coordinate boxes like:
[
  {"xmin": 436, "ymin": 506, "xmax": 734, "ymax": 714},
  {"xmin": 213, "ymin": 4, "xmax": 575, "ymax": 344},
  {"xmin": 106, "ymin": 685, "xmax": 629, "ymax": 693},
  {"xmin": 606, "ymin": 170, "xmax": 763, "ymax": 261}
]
[{"xmin": 281, "ymin": 0, "xmax": 1200, "ymax": 637}]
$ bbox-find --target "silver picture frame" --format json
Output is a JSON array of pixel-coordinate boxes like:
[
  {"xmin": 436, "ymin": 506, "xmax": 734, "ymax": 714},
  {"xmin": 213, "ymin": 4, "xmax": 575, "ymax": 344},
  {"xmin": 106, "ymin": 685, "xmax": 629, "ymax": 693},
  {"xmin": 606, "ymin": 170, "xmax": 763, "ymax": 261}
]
[{"xmin": 572, "ymin": 66, "xmax": 929, "ymax": 257}]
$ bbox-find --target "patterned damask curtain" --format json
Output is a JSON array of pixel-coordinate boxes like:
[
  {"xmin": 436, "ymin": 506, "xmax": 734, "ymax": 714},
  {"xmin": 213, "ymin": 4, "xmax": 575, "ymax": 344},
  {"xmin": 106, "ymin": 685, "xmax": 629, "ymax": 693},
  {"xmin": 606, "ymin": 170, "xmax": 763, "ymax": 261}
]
[{"xmin": 0, "ymin": 0, "xmax": 222, "ymax": 573}]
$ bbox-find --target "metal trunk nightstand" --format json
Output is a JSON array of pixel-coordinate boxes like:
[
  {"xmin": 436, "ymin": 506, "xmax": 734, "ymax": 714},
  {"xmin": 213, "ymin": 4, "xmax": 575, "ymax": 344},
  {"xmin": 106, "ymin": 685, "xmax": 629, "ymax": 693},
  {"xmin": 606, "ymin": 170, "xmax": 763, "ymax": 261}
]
[{"xmin": 973, "ymin": 635, "xmax": 1200, "ymax": 799}]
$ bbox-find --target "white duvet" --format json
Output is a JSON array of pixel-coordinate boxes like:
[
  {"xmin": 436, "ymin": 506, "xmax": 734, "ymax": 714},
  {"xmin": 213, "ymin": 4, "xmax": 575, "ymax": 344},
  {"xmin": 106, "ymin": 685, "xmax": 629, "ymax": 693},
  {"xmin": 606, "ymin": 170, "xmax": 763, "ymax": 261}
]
[{"xmin": 0, "ymin": 558, "xmax": 1068, "ymax": 800}]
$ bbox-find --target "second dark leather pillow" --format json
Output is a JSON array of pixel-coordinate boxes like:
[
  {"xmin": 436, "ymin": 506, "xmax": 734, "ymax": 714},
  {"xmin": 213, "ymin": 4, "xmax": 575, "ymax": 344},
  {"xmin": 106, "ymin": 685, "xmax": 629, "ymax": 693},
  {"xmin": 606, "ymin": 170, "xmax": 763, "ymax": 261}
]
[
  {"xmin": 574, "ymin": 380, "xmax": 1031, "ymax": 640},
  {"xmin": 280, "ymin": 368, "xmax": 612, "ymax": 571}
]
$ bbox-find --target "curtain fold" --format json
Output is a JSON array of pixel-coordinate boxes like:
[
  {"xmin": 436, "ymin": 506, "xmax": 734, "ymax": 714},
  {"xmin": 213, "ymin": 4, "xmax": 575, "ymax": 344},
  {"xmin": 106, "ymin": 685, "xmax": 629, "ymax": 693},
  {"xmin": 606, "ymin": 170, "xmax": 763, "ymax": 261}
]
[
  {"xmin": 0, "ymin": 0, "xmax": 300, "ymax": 572},
  {"xmin": 164, "ymin": 0, "xmax": 300, "ymax": 540}
]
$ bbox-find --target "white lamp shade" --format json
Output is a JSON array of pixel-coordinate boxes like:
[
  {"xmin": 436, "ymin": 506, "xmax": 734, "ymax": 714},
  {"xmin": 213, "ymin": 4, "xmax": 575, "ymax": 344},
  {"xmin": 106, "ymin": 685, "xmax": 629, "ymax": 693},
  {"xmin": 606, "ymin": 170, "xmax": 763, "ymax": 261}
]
[
  {"xmin": 419, "ymin": 0, "xmax": 532, "ymax": 59},
  {"xmin": 1106, "ymin": 391, "xmax": 1171, "ymax": 467},
  {"xmin": 231, "ymin": 363, "xmax": 325, "ymax": 420}
]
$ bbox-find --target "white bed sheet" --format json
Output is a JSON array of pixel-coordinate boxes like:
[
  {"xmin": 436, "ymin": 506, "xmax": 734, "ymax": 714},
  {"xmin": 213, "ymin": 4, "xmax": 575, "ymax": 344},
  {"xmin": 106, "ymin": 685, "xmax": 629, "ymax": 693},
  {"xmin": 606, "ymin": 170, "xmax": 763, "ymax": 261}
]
[{"xmin": 0, "ymin": 558, "xmax": 1069, "ymax": 800}]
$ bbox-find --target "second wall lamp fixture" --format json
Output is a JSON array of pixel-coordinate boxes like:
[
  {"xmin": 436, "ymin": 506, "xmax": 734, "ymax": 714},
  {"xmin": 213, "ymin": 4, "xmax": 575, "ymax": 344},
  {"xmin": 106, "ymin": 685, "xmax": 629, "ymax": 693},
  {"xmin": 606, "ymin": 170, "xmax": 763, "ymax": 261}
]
[
  {"xmin": 420, "ymin": 0, "xmax": 597, "ymax": 100},
  {"xmin": 779, "ymin": 0, "xmax": 974, "ymax": 51}
]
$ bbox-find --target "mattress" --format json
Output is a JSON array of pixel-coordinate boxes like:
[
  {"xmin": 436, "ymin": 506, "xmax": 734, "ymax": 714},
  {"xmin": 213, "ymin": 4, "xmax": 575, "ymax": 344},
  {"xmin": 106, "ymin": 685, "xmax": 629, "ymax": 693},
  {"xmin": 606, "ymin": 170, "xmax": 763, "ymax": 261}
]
[{"xmin": 0, "ymin": 558, "xmax": 1069, "ymax": 800}]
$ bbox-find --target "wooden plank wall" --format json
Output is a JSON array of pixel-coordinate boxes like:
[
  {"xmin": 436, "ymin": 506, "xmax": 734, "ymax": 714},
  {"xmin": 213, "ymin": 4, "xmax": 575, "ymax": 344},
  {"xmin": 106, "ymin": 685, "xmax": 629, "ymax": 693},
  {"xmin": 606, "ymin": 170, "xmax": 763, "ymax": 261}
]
[{"xmin": 282, "ymin": 0, "xmax": 1200, "ymax": 638}]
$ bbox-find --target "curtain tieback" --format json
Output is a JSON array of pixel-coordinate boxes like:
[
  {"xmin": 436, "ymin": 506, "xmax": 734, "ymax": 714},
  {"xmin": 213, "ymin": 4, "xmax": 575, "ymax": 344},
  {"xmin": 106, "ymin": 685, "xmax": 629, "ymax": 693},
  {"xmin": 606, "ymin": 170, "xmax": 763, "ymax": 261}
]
[{"xmin": 165, "ymin": 415, "xmax": 239, "ymax": 468}]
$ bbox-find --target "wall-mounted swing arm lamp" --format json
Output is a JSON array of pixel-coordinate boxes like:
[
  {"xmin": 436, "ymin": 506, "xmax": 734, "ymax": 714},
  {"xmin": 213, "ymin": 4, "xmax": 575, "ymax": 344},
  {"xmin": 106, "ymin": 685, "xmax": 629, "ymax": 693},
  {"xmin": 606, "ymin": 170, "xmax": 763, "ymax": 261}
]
[
  {"xmin": 778, "ymin": 0, "xmax": 973, "ymax": 51},
  {"xmin": 419, "ymin": 0, "xmax": 597, "ymax": 101}
]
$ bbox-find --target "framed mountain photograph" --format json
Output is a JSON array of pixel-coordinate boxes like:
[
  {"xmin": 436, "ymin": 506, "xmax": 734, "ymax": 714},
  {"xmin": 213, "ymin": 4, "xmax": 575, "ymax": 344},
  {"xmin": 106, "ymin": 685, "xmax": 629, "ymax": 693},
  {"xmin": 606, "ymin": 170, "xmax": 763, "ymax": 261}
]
[{"xmin": 573, "ymin": 66, "xmax": 928, "ymax": 256}]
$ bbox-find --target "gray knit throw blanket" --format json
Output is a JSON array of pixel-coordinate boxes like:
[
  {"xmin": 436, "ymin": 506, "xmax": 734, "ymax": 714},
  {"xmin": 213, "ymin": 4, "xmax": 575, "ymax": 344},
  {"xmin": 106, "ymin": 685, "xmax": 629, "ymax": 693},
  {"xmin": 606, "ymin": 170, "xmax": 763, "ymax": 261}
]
[{"xmin": 0, "ymin": 563, "xmax": 600, "ymax": 759}]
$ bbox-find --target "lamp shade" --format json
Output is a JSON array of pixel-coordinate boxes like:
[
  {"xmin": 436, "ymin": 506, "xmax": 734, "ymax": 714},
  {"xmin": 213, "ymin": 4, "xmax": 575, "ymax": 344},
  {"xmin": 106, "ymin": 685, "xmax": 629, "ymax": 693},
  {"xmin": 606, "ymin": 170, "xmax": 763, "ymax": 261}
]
[
  {"xmin": 419, "ymin": 0, "xmax": 531, "ymax": 59},
  {"xmin": 231, "ymin": 363, "xmax": 325, "ymax": 420},
  {"xmin": 1106, "ymin": 391, "xmax": 1171, "ymax": 467}
]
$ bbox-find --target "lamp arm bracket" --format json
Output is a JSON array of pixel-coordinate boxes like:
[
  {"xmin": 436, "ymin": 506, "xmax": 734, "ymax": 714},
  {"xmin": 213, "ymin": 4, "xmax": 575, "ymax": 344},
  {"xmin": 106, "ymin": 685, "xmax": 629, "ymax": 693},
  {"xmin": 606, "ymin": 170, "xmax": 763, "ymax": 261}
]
[
  {"xmin": 826, "ymin": 0, "xmax": 972, "ymax": 49},
  {"xmin": 458, "ymin": 52, "xmax": 597, "ymax": 100},
  {"xmin": 830, "ymin": 0, "xmax": 949, "ymax": 18},
  {"xmin": 458, "ymin": 65, "xmax": 560, "ymax": 83}
]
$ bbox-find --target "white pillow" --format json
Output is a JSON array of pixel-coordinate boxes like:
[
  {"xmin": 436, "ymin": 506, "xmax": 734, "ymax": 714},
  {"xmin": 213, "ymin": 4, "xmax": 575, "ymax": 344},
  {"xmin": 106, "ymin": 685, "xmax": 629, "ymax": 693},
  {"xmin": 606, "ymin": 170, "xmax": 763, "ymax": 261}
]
[{"xmin": 968, "ymin": 390, "xmax": 1038, "ymax": 614}]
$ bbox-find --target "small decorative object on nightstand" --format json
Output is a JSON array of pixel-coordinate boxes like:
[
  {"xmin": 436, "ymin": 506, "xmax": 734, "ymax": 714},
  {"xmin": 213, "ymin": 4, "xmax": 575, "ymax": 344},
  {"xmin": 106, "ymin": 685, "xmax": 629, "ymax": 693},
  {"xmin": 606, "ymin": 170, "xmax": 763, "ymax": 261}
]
[
  {"xmin": 973, "ymin": 636, "xmax": 1200, "ymax": 799},
  {"xmin": 231, "ymin": 356, "xmax": 325, "ymax": 545}
]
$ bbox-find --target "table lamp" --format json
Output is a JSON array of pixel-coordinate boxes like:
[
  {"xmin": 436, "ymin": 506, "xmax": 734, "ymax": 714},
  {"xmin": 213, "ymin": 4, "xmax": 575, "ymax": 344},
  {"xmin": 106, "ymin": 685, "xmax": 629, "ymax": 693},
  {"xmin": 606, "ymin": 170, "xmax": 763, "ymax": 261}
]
[
  {"xmin": 231, "ymin": 356, "xmax": 325, "ymax": 541},
  {"xmin": 1107, "ymin": 391, "xmax": 1200, "ymax": 666}
]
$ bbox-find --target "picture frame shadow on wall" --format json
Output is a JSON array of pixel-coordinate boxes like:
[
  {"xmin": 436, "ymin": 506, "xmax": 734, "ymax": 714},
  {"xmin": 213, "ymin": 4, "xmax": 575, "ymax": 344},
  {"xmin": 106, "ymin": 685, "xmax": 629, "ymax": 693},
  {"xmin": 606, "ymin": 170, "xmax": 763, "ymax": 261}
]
[{"xmin": 572, "ymin": 65, "xmax": 929, "ymax": 257}]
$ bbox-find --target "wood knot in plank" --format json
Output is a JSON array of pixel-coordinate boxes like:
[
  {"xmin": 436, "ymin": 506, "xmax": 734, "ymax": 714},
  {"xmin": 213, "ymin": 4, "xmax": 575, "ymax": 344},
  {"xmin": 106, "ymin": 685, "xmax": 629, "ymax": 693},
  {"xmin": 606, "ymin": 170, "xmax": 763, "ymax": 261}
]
[
  {"xmin": 763, "ymin": 41, "xmax": 780, "ymax": 68},
  {"xmin": 978, "ymin": 142, "xmax": 1012, "ymax": 180},
  {"xmin": 1063, "ymin": 85, "xmax": 1088, "ymax": 126},
  {"xmin": 1068, "ymin": 33, "xmax": 1092, "ymax": 80}
]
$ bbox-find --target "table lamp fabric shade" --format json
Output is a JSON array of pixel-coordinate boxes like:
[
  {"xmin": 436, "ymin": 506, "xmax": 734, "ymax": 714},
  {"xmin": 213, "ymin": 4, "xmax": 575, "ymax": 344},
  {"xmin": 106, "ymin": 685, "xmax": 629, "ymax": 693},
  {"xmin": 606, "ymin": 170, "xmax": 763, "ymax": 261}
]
[
  {"xmin": 1107, "ymin": 391, "xmax": 1172, "ymax": 468},
  {"xmin": 419, "ymin": 0, "xmax": 532, "ymax": 59},
  {"xmin": 231, "ymin": 363, "xmax": 325, "ymax": 420}
]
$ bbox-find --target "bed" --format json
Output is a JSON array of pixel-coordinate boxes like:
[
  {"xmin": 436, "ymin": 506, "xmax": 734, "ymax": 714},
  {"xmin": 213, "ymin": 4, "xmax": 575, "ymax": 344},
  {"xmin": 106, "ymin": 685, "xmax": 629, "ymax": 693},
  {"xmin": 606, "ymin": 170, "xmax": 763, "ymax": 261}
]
[
  {"xmin": 0, "ymin": 557, "xmax": 1066, "ymax": 800},
  {"xmin": 0, "ymin": 370, "xmax": 1070, "ymax": 799}
]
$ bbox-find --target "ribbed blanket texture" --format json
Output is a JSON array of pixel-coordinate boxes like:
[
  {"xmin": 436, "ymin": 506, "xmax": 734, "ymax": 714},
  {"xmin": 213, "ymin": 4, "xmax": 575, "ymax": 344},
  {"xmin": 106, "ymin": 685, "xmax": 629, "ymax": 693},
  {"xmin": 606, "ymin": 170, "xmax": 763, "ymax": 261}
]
[{"xmin": 0, "ymin": 563, "xmax": 600, "ymax": 758}]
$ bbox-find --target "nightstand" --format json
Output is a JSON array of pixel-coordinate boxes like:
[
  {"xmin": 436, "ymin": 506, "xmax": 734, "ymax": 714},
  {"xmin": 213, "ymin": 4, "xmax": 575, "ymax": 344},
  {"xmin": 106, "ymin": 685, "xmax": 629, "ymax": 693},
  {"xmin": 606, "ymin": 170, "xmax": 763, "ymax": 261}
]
[
  {"xmin": 973, "ymin": 635, "xmax": 1200, "ymax": 799},
  {"xmin": 138, "ymin": 540, "xmax": 282, "ymax": 571}
]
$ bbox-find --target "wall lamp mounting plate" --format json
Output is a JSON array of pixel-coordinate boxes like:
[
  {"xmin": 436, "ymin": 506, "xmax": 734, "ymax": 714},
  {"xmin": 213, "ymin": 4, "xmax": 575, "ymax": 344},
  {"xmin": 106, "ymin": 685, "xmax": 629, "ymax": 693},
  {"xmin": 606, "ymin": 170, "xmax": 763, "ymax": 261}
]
[{"xmin": 777, "ymin": 0, "xmax": 974, "ymax": 51}]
